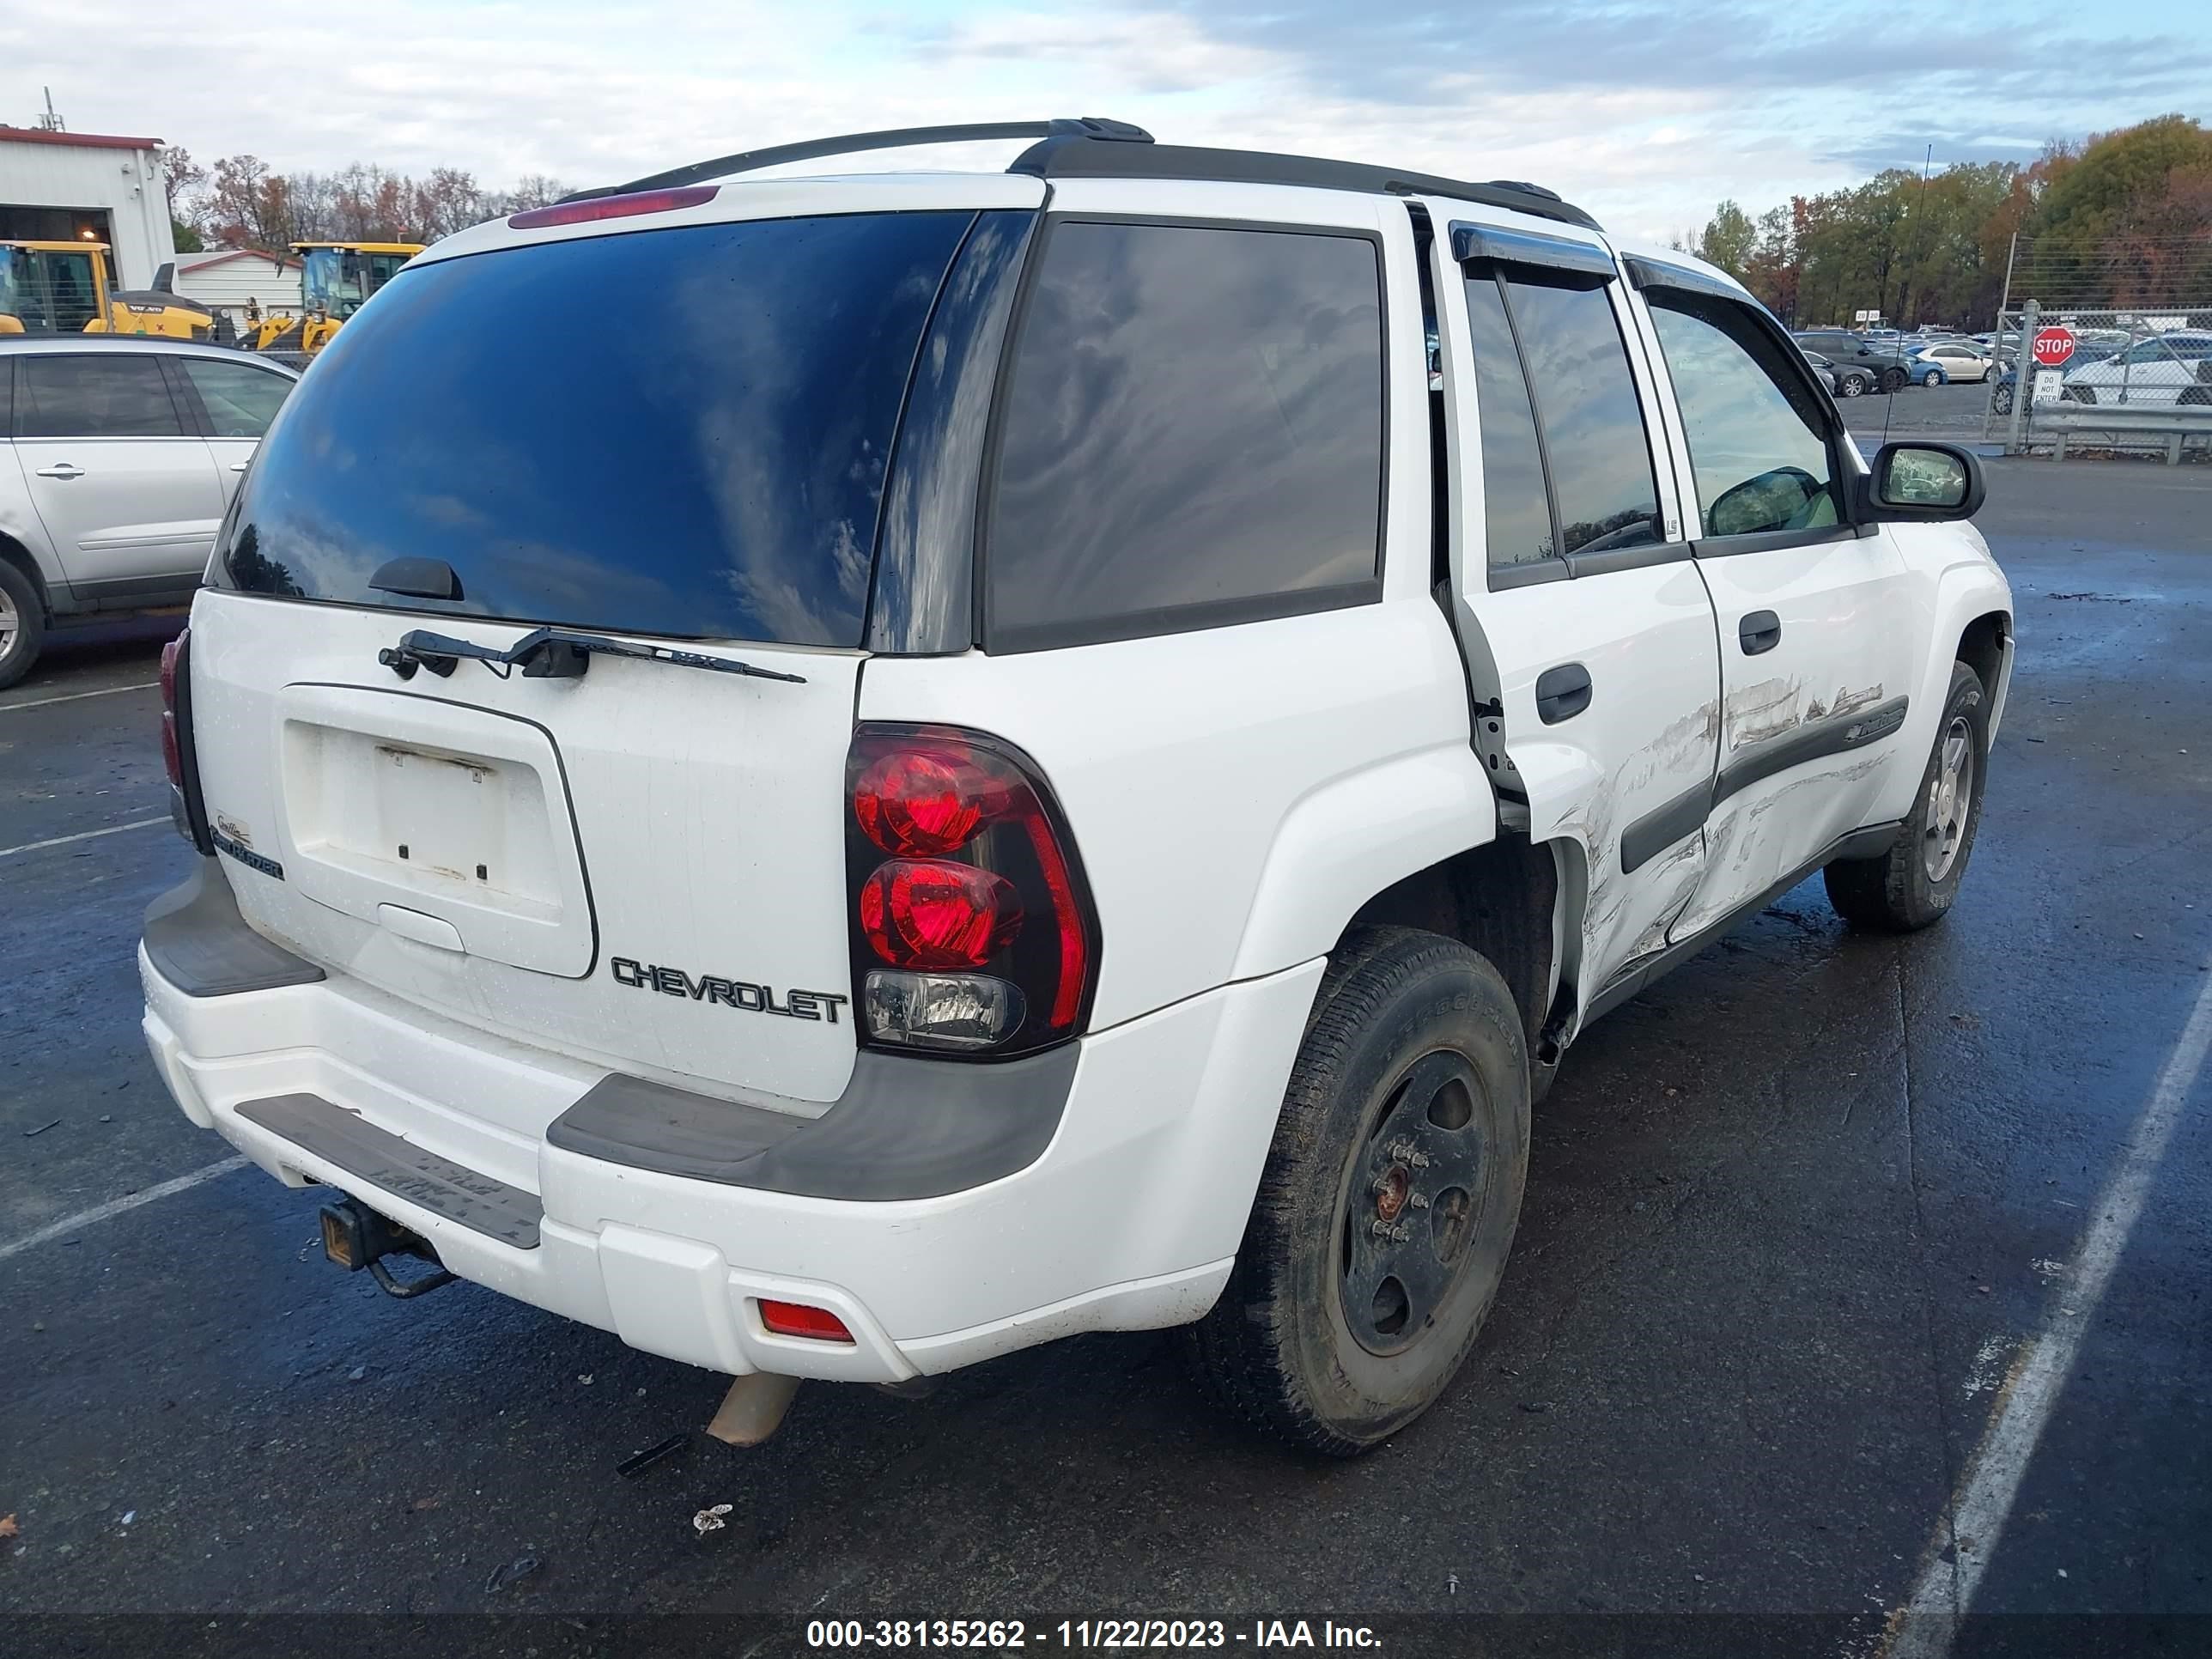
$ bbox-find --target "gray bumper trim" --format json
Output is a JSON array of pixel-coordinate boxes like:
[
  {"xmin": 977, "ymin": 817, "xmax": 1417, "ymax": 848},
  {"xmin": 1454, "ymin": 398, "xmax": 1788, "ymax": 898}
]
[
  {"xmin": 237, "ymin": 1092, "xmax": 543, "ymax": 1249},
  {"xmin": 546, "ymin": 1042, "xmax": 1081, "ymax": 1201},
  {"xmin": 143, "ymin": 856, "xmax": 325, "ymax": 998}
]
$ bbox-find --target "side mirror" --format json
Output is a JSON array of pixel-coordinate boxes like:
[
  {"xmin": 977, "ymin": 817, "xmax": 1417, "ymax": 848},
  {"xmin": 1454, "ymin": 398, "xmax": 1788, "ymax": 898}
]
[{"xmin": 1859, "ymin": 441, "xmax": 1985, "ymax": 523}]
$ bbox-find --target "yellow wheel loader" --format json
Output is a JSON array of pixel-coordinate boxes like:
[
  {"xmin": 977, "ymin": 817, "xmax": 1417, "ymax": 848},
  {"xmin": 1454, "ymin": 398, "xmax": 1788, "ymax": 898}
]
[
  {"xmin": 238, "ymin": 240, "xmax": 422, "ymax": 361},
  {"xmin": 0, "ymin": 240, "xmax": 213, "ymax": 339}
]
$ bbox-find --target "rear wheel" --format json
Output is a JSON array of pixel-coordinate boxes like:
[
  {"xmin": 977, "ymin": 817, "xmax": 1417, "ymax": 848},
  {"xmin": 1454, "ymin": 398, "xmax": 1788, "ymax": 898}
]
[
  {"xmin": 1990, "ymin": 381, "xmax": 2014, "ymax": 415},
  {"xmin": 1922, "ymin": 367, "xmax": 1945, "ymax": 387},
  {"xmin": 0, "ymin": 560, "xmax": 46, "ymax": 691},
  {"xmin": 1838, "ymin": 372, "xmax": 1868, "ymax": 398},
  {"xmin": 1188, "ymin": 927, "xmax": 1530, "ymax": 1455},
  {"xmin": 1824, "ymin": 661, "xmax": 1988, "ymax": 932}
]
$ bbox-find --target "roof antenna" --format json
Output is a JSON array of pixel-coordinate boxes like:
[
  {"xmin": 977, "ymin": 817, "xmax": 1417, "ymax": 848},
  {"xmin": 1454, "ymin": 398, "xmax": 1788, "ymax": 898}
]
[
  {"xmin": 37, "ymin": 87, "xmax": 65, "ymax": 132},
  {"xmin": 1881, "ymin": 143, "xmax": 1935, "ymax": 453}
]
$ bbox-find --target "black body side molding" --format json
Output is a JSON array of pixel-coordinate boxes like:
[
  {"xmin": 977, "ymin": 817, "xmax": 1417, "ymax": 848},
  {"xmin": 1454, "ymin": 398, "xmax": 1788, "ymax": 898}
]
[{"xmin": 1618, "ymin": 696, "xmax": 1911, "ymax": 875}]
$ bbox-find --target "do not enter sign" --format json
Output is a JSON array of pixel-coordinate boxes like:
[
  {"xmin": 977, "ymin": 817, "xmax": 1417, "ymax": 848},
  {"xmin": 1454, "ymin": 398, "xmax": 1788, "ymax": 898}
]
[{"xmin": 2033, "ymin": 326, "xmax": 2077, "ymax": 368}]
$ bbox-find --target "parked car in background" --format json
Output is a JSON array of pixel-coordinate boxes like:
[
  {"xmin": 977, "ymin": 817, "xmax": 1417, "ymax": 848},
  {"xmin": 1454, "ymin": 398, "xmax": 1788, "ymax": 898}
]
[
  {"xmin": 1911, "ymin": 342, "xmax": 1994, "ymax": 385},
  {"xmin": 1793, "ymin": 329, "xmax": 1915, "ymax": 392},
  {"xmin": 2058, "ymin": 332, "xmax": 2212, "ymax": 406},
  {"xmin": 0, "ymin": 336, "xmax": 297, "ymax": 687},
  {"xmin": 1803, "ymin": 349, "xmax": 1877, "ymax": 398}
]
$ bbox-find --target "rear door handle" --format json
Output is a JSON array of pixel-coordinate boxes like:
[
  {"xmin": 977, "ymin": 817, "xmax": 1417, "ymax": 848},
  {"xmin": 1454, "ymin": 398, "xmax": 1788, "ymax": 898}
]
[
  {"xmin": 33, "ymin": 463, "xmax": 84, "ymax": 480},
  {"xmin": 1739, "ymin": 611, "xmax": 1783, "ymax": 654},
  {"xmin": 1534, "ymin": 662, "xmax": 1592, "ymax": 724},
  {"xmin": 228, "ymin": 462, "xmax": 250, "ymax": 472}
]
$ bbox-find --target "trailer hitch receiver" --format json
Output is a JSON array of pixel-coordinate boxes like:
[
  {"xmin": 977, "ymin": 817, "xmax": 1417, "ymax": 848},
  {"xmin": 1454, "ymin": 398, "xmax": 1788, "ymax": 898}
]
[{"xmin": 319, "ymin": 1197, "xmax": 459, "ymax": 1300}]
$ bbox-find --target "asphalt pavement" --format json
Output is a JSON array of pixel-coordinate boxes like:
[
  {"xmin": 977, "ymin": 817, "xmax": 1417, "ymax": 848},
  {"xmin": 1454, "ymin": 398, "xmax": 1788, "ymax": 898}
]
[{"xmin": 3, "ymin": 465, "xmax": 2208, "ymax": 1657}]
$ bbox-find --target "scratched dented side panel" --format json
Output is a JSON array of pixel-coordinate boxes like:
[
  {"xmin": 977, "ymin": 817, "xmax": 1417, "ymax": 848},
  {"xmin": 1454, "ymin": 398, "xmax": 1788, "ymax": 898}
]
[{"xmin": 1670, "ymin": 531, "xmax": 1924, "ymax": 939}]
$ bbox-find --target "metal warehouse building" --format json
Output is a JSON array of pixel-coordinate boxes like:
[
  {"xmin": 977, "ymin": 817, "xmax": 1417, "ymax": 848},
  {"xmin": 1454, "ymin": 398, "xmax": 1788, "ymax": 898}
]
[{"xmin": 1, "ymin": 125, "xmax": 177, "ymax": 290}]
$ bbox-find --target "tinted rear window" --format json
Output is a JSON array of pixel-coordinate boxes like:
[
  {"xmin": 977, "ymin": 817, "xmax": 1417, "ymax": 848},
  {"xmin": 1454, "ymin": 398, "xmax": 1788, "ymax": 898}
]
[
  {"xmin": 986, "ymin": 220, "xmax": 1384, "ymax": 651},
  {"xmin": 219, "ymin": 212, "xmax": 980, "ymax": 647}
]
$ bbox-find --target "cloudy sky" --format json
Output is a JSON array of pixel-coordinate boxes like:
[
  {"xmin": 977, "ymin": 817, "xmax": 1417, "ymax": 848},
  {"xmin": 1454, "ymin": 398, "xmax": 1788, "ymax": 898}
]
[{"xmin": 3, "ymin": 0, "xmax": 2207, "ymax": 240}]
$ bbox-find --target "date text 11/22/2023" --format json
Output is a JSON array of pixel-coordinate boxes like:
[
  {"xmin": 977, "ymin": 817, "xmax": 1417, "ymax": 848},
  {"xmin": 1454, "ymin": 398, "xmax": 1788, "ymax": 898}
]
[{"xmin": 805, "ymin": 1620, "xmax": 1384, "ymax": 1649}]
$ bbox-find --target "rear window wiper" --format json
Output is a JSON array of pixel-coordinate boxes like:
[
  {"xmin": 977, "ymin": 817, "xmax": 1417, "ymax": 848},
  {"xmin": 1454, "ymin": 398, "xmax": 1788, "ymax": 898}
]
[{"xmin": 377, "ymin": 627, "xmax": 806, "ymax": 684}]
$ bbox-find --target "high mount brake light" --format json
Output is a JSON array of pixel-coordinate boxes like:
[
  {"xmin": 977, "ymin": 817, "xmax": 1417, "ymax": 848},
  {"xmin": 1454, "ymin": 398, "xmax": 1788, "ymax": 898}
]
[
  {"xmin": 847, "ymin": 726, "xmax": 1097, "ymax": 1058},
  {"xmin": 507, "ymin": 185, "xmax": 719, "ymax": 230}
]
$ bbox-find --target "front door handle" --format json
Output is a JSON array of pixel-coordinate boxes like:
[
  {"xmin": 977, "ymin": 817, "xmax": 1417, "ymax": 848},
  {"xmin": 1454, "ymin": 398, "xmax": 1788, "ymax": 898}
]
[
  {"xmin": 33, "ymin": 463, "xmax": 85, "ymax": 480},
  {"xmin": 1739, "ymin": 611, "xmax": 1783, "ymax": 654},
  {"xmin": 228, "ymin": 462, "xmax": 250, "ymax": 473},
  {"xmin": 1534, "ymin": 662, "xmax": 1593, "ymax": 725}
]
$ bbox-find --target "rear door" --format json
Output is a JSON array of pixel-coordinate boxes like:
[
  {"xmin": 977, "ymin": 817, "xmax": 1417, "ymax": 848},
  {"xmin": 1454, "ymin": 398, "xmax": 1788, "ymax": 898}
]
[
  {"xmin": 1426, "ymin": 207, "xmax": 1722, "ymax": 1006},
  {"xmin": 187, "ymin": 191, "xmax": 1040, "ymax": 1108},
  {"xmin": 1623, "ymin": 260, "xmax": 1920, "ymax": 939},
  {"xmin": 171, "ymin": 354, "xmax": 296, "ymax": 498},
  {"xmin": 11, "ymin": 351, "xmax": 225, "ymax": 596}
]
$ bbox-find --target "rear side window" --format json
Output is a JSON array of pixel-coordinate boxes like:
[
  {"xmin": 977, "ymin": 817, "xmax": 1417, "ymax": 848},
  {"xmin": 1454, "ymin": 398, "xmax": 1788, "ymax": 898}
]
[
  {"xmin": 986, "ymin": 220, "xmax": 1385, "ymax": 651},
  {"xmin": 1648, "ymin": 292, "xmax": 1839, "ymax": 540},
  {"xmin": 1498, "ymin": 278, "xmax": 1660, "ymax": 557},
  {"xmin": 179, "ymin": 358, "xmax": 294, "ymax": 438},
  {"xmin": 16, "ymin": 356, "xmax": 185, "ymax": 438},
  {"xmin": 1461, "ymin": 277, "xmax": 1553, "ymax": 568},
  {"xmin": 219, "ymin": 212, "xmax": 980, "ymax": 647}
]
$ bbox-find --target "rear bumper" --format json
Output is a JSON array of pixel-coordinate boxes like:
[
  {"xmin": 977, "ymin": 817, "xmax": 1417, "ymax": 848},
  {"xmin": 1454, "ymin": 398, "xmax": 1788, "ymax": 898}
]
[{"xmin": 139, "ymin": 887, "xmax": 1322, "ymax": 1383}]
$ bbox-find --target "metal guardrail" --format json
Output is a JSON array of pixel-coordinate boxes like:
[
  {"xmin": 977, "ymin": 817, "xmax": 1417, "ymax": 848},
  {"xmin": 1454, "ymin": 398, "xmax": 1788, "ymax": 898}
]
[{"xmin": 2036, "ymin": 405, "xmax": 2212, "ymax": 465}]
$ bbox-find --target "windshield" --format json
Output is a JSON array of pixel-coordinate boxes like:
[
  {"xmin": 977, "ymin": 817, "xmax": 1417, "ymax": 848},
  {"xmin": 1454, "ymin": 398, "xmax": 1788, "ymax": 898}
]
[{"xmin": 221, "ymin": 210, "xmax": 988, "ymax": 647}]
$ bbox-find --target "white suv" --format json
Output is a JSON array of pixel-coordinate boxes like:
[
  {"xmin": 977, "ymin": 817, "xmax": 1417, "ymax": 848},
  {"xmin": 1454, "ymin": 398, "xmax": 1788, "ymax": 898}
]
[{"xmin": 141, "ymin": 119, "xmax": 2013, "ymax": 1455}]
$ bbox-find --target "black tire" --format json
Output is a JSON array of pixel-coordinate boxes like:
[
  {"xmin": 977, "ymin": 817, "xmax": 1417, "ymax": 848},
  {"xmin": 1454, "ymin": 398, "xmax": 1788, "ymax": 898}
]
[
  {"xmin": 1922, "ymin": 368, "xmax": 1944, "ymax": 387},
  {"xmin": 1881, "ymin": 366, "xmax": 1910, "ymax": 394},
  {"xmin": 1838, "ymin": 372, "xmax": 1868, "ymax": 398},
  {"xmin": 1824, "ymin": 661, "xmax": 1989, "ymax": 933},
  {"xmin": 1990, "ymin": 382, "xmax": 2013, "ymax": 415},
  {"xmin": 1188, "ymin": 927, "xmax": 1530, "ymax": 1455},
  {"xmin": 0, "ymin": 559, "xmax": 46, "ymax": 692}
]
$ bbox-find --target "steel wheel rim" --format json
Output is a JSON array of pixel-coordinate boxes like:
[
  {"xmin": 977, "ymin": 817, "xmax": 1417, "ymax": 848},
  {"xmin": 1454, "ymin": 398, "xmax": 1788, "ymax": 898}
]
[
  {"xmin": 1922, "ymin": 715, "xmax": 1974, "ymax": 882},
  {"xmin": 1338, "ymin": 1048, "xmax": 1492, "ymax": 1358}
]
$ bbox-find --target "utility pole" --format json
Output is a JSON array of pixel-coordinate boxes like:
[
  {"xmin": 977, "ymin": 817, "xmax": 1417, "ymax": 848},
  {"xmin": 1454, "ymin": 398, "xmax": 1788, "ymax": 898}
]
[{"xmin": 1996, "ymin": 231, "xmax": 2019, "ymax": 323}]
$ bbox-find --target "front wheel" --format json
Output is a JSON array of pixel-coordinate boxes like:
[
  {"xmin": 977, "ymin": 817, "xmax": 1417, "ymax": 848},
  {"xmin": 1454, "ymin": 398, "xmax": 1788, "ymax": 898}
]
[
  {"xmin": 1188, "ymin": 927, "xmax": 1530, "ymax": 1455},
  {"xmin": 1881, "ymin": 366, "xmax": 1910, "ymax": 394},
  {"xmin": 1922, "ymin": 368, "xmax": 1945, "ymax": 387},
  {"xmin": 1838, "ymin": 372, "xmax": 1868, "ymax": 398},
  {"xmin": 1990, "ymin": 382, "xmax": 2014, "ymax": 415},
  {"xmin": 1824, "ymin": 661, "xmax": 1989, "ymax": 932}
]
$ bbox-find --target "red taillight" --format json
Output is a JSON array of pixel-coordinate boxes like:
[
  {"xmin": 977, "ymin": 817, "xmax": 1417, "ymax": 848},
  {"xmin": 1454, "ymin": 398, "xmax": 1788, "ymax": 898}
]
[
  {"xmin": 859, "ymin": 859, "xmax": 1023, "ymax": 969},
  {"xmin": 846, "ymin": 726, "xmax": 1098, "ymax": 1057},
  {"xmin": 507, "ymin": 185, "xmax": 718, "ymax": 230},
  {"xmin": 159, "ymin": 627, "xmax": 211, "ymax": 853},
  {"xmin": 159, "ymin": 635, "xmax": 185, "ymax": 789},
  {"xmin": 757, "ymin": 1300, "xmax": 854, "ymax": 1343},
  {"xmin": 854, "ymin": 746, "xmax": 1016, "ymax": 857}
]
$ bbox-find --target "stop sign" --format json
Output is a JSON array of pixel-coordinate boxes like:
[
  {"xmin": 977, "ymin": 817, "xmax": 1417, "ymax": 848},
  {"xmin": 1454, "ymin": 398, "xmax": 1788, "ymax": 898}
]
[{"xmin": 2032, "ymin": 326, "xmax": 2076, "ymax": 368}]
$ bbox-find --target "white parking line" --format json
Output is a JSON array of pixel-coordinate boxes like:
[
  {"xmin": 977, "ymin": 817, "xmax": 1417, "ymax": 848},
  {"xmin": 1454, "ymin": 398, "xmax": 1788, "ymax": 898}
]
[
  {"xmin": 1886, "ymin": 962, "xmax": 2212, "ymax": 1657},
  {"xmin": 0, "ymin": 816, "xmax": 168, "ymax": 859},
  {"xmin": 0, "ymin": 1155, "xmax": 250, "ymax": 1265},
  {"xmin": 0, "ymin": 679, "xmax": 160, "ymax": 712}
]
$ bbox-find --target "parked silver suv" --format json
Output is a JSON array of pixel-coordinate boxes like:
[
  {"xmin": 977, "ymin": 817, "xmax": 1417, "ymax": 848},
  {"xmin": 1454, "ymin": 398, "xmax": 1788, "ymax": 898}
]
[{"xmin": 0, "ymin": 336, "xmax": 297, "ymax": 687}]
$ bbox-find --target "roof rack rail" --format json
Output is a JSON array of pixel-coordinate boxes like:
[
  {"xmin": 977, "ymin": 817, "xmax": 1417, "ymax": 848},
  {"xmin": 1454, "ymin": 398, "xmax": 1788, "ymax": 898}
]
[
  {"xmin": 1007, "ymin": 137, "xmax": 1601, "ymax": 232},
  {"xmin": 564, "ymin": 117, "xmax": 1154, "ymax": 203}
]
